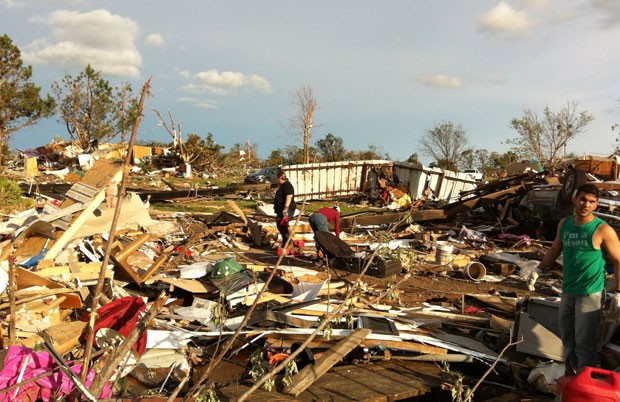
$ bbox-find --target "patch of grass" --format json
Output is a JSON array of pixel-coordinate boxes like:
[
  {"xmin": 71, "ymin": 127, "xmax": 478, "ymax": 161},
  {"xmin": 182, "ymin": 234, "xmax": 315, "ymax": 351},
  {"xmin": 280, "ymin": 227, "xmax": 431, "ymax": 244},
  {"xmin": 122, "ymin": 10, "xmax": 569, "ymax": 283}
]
[
  {"xmin": 151, "ymin": 199, "xmax": 258, "ymax": 214},
  {"xmin": 0, "ymin": 179, "xmax": 34, "ymax": 214}
]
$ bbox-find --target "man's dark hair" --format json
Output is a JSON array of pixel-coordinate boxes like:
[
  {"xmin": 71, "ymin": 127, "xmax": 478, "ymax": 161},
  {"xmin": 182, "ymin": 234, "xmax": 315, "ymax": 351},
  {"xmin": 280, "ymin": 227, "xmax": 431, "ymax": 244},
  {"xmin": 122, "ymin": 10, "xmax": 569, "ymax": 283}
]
[{"xmin": 576, "ymin": 183, "xmax": 599, "ymax": 199}]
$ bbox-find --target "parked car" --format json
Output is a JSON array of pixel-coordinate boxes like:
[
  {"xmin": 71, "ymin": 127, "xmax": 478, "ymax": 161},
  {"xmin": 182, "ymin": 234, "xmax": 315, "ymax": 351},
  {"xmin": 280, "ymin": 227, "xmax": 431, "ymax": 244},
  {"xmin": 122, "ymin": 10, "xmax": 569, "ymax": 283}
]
[{"xmin": 244, "ymin": 166, "xmax": 281, "ymax": 184}]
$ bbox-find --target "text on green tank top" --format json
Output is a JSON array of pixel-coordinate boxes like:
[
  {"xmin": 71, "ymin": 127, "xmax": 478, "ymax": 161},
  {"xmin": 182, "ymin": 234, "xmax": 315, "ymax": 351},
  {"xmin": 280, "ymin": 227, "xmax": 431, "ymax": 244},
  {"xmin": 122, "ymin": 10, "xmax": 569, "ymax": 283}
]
[{"xmin": 560, "ymin": 216, "xmax": 606, "ymax": 295}]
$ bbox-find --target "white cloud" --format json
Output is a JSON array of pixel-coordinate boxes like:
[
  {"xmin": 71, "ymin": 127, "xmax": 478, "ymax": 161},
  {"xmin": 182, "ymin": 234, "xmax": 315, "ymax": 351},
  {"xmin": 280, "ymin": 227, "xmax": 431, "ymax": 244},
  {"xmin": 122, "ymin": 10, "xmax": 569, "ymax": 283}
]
[
  {"xmin": 479, "ymin": 2, "xmax": 533, "ymax": 39},
  {"xmin": 590, "ymin": 0, "xmax": 620, "ymax": 28},
  {"xmin": 419, "ymin": 74, "xmax": 462, "ymax": 89},
  {"xmin": 1, "ymin": 0, "xmax": 25, "ymax": 8},
  {"xmin": 145, "ymin": 33, "xmax": 164, "ymax": 47},
  {"xmin": 182, "ymin": 69, "xmax": 271, "ymax": 94},
  {"xmin": 177, "ymin": 97, "xmax": 219, "ymax": 109},
  {"xmin": 179, "ymin": 70, "xmax": 190, "ymax": 78},
  {"xmin": 23, "ymin": 9, "xmax": 141, "ymax": 77}
]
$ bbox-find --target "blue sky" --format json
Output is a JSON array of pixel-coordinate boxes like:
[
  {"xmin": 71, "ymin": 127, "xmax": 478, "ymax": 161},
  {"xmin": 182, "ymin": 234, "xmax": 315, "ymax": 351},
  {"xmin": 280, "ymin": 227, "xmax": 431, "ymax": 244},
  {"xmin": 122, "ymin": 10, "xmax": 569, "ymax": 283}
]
[{"xmin": 2, "ymin": 0, "xmax": 620, "ymax": 163}]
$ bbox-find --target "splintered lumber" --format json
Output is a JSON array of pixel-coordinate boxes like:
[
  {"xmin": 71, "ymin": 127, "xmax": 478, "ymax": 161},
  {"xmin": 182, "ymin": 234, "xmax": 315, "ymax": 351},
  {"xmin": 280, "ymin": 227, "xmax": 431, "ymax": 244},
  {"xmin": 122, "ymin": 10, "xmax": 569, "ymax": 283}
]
[
  {"xmin": 42, "ymin": 159, "xmax": 124, "ymax": 263},
  {"xmin": 47, "ymin": 321, "xmax": 88, "ymax": 352},
  {"xmin": 14, "ymin": 267, "xmax": 82, "ymax": 308},
  {"xmin": 23, "ymin": 321, "xmax": 89, "ymax": 355},
  {"xmin": 36, "ymin": 263, "xmax": 113, "ymax": 282},
  {"xmin": 226, "ymin": 199, "xmax": 248, "ymax": 224},
  {"xmin": 284, "ymin": 328, "xmax": 372, "ymax": 396}
]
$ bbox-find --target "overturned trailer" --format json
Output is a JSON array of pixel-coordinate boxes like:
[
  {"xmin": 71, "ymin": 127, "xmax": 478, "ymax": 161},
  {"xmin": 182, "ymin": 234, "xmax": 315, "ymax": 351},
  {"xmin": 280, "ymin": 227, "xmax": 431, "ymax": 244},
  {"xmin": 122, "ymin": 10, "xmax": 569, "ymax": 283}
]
[{"xmin": 283, "ymin": 160, "xmax": 477, "ymax": 202}]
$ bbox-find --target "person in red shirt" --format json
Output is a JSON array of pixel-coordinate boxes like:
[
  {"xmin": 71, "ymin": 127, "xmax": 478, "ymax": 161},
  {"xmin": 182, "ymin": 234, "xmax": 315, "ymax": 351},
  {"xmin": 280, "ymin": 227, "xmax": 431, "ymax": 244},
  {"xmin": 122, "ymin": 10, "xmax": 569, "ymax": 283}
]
[{"xmin": 309, "ymin": 206, "xmax": 341, "ymax": 256}]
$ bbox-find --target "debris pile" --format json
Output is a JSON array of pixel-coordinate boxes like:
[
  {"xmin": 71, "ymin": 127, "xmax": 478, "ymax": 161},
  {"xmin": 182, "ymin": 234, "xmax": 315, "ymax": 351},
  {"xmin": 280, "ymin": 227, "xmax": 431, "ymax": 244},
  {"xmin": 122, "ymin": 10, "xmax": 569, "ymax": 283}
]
[{"xmin": 2, "ymin": 155, "xmax": 620, "ymax": 401}]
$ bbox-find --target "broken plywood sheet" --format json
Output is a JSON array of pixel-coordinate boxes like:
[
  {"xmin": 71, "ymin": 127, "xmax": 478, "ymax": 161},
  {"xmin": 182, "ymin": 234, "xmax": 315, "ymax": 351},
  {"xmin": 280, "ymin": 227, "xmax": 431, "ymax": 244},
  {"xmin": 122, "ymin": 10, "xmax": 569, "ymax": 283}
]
[
  {"xmin": 71, "ymin": 192, "xmax": 155, "ymax": 239},
  {"xmin": 42, "ymin": 159, "xmax": 124, "ymax": 261},
  {"xmin": 157, "ymin": 276, "xmax": 213, "ymax": 293},
  {"xmin": 14, "ymin": 267, "xmax": 82, "ymax": 308}
]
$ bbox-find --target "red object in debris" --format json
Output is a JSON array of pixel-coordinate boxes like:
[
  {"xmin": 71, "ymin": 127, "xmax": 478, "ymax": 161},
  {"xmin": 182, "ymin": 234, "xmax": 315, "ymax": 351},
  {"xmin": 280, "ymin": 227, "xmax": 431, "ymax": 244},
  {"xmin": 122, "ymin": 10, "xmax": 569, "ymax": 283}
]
[
  {"xmin": 268, "ymin": 352, "xmax": 289, "ymax": 365},
  {"xmin": 293, "ymin": 240, "xmax": 305, "ymax": 248},
  {"xmin": 557, "ymin": 366, "xmax": 620, "ymax": 401},
  {"xmin": 277, "ymin": 247, "xmax": 295, "ymax": 256},
  {"xmin": 80, "ymin": 296, "xmax": 147, "ymax": 356}
]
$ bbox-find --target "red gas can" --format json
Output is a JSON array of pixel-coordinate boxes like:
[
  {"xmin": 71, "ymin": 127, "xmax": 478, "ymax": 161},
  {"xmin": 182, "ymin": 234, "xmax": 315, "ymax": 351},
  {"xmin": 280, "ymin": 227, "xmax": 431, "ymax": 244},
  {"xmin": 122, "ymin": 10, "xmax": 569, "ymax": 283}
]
[{"xmin": 557, "ymin": 367, "xmax": 620, "ymax": 402}]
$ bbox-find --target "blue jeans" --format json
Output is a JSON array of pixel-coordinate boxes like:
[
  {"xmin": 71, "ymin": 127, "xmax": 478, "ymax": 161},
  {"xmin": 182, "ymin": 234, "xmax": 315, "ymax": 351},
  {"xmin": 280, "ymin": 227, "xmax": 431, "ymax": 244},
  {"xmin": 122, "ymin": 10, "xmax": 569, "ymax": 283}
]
[
  {"xmin": 309, "ymin": 213, "xmax": 329, "ymax": 251},
  {"xmin": 559, "ymin": 291, "xmax": 603, "ymax": 370}
]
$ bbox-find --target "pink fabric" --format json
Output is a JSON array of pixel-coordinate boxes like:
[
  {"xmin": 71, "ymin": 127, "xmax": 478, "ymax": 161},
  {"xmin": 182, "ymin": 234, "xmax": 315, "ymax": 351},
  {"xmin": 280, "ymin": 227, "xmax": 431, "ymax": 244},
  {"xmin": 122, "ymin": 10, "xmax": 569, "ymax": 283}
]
[{"xmin": 0, "ymin": 346, "xmax": 110, "ymax": 401}]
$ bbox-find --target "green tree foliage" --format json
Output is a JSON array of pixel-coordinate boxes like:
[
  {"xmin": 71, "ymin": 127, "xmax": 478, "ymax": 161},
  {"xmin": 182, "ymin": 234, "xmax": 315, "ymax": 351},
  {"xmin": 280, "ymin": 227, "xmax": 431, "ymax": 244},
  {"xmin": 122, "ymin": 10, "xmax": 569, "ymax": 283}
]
[
  {"xmin": 0, "ymin": 34, "xmax": 55, "ymax": 166},
  {"xmin": 346, "ymin": 144, "xmax": 388, "ymax": 161},
  {"xmin": 223, "ymin": 141, "xmax": 259, "ymax": 169},
  {"xmin": 507, "ymin": 101, "xmax": 593, "ymax": 165},
  {"xmin": 183, "ymin": 133, "xmax": 225, "ymax": 173},
  {"xmin": 263, "ymin": 149, "xmax": 286, "ymax": 167},
  {"xmin": 315, "ymin": 133, "xmax": 345, "ymax": 162},
  {"xmin": 51, "ymin": 65, "xmax": 138, "ymax": 150},
  {"xmin": 419, "ymin": 121, "xmax": 468, "ymax": 171},
  {"xmin": 402, "ymin": 152, "xmax": 421, "ymax": 165}
]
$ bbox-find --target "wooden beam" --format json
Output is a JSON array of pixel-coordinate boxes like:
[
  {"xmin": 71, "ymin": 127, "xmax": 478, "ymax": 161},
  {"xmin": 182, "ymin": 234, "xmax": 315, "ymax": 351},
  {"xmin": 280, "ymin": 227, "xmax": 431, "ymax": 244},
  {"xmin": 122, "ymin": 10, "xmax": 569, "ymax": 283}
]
[{"xmin": 284, "ymin": 328, "xmax": 372, "ymax": 396}]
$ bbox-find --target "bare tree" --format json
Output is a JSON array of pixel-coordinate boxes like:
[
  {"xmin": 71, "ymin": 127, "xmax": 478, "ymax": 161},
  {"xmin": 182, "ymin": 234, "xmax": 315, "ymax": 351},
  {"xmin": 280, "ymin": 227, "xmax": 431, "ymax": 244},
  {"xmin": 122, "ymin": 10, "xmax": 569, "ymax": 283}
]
[
  {"xmin": 288, "ymin": 85, "xmax": 319, "ymax": 164},
  {"xmin": 419, "ymin": 121, "xmax": 468, "ymax": 171},
  {"xmin": 152, "ymin": 109, "xmax": 185, "ymax": 162},
  {"xmin": 508, "ymin": 101, "xmax": 594, "ymax": 165}
]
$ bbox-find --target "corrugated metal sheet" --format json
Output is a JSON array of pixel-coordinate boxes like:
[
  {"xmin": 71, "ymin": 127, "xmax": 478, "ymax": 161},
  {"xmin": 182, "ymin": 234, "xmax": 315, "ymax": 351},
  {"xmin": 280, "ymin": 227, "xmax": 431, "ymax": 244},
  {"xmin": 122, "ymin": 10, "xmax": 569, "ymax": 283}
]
[{"xmin": 283, "ymin": 160, "xmax": 477, "ymax": 201}]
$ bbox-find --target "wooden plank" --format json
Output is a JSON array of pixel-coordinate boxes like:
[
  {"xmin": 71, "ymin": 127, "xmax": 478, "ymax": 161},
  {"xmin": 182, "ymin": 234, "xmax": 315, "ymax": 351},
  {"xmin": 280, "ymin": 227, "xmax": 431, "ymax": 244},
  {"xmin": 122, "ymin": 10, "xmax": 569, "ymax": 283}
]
[
  {"xmin": 284, "ymin": 328, "xmax": 372, "ymax": 396},
  {"xmin": 43, "ymin": 321, "xmax": 88, "ymax": 354},
  {"xmin": 36, "ymin": 263, "xmax": 113, "ymax": 282},
  {"xmin": 158, "ymin": 277, "xmax": 212, "ymax": 293},
  {"xmin": 226, "ymin": 199, "xmax": 248, "ymax": 225},
  {"xmin": 65, "ymin": 182, "xmax": 99, "ymax": 203},
  {"xmin": 39, "ymin": 202, "xmax": 85, "ymax": 223}
]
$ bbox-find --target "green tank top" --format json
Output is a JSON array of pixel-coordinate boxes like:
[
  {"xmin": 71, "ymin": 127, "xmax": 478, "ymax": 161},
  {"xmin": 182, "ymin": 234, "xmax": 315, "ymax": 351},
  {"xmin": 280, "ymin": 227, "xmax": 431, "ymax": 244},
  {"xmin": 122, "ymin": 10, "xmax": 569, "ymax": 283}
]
[{"xmin": 560, "ymin": 215, "xmax": 606, "ymax": 295}]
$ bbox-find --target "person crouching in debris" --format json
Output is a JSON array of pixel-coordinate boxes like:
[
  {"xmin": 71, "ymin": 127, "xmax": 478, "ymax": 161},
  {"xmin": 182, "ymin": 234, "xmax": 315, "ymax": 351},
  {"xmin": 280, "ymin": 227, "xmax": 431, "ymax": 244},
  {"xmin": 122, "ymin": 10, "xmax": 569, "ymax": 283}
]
[
  {"xmin": 309, "ymin": 206, "xmax": 341, "ymax": 257},
  {"xmin": 274, "ymin": 170, "xmax": 296, "ymax": 248},
  {"xmin": 538, "ymin": 183, "xmax": 620, "ymax": 374}
]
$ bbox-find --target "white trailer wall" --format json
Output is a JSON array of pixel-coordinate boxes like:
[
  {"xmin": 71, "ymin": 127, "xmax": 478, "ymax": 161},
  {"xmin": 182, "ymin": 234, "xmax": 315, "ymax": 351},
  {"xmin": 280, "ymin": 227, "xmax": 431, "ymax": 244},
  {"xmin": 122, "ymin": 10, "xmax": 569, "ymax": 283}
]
[{"xmin": 283, "ymin": 160, "xmax": 477, "ymax": 201}]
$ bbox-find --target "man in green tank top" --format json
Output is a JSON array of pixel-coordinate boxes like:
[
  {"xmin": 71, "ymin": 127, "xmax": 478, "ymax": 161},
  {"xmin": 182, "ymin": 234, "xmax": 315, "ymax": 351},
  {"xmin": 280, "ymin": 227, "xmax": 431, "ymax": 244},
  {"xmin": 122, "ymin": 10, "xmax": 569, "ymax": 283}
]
[{"xmin": 539, "ymin": 183, "xmax": 620, "ymax": 373}]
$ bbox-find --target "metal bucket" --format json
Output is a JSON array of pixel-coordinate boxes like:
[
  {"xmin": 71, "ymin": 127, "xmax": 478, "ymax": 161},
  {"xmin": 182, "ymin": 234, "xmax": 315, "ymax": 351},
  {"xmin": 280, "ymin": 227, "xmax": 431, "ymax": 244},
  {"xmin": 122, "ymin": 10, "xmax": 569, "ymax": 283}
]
[{"xmin": 435, "ymin": 241, "xmax": 454, "ymax": 265}]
